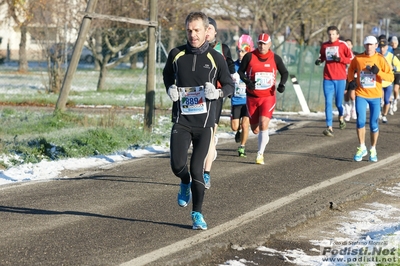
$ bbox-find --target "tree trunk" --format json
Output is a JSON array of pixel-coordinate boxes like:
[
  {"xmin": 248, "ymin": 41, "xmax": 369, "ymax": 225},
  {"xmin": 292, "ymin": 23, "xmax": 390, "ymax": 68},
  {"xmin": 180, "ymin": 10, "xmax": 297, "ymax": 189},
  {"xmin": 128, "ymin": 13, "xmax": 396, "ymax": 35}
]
[
  {"xmin": 97, "ymin": 62, "xmax": 108, "ymax": 91},
  {"xmin": 18, "ymin": 25, "xmax": 29, "ymax": 73},
  {"xmin": 55, "ymin": 0, "xmax": 99, "ymax": 112},
  {"xmin": 51, "ymin": 62, "xmax": 63, "ymax": 94},
  {"xmin": 168, "ymin": 30, "xmax": 179, "ymax": 53},
  {"xmin": 296, "ymin": 22, "xmax": 306, "ymax": 75},
  {"xmin": 94, "ymin": 29, "xmax": 102, "ymax": 71},
  {"xmin": 142, "ymin": 51, "xmax": 147, "ymax": 69},
  {"xmin": 130, "ymin": 53, "xmax": 137, "ymax": 69}
]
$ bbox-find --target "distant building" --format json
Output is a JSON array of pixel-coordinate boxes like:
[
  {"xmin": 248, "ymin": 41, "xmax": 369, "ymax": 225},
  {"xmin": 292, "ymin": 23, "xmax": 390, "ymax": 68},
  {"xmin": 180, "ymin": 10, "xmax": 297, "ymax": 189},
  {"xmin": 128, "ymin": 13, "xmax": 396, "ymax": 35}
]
[{"xmin": 0, "ymin": 2, "xmax": 82, "ymax": 61}]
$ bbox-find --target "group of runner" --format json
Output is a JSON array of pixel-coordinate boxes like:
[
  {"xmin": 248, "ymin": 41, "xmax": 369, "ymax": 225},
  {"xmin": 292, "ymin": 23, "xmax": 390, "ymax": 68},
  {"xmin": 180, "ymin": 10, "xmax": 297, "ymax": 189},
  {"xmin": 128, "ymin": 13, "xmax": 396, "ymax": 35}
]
[
  {"xmin": 376, "ymin": 35, "xmax": 400, "ymax": 123},
  {"xmin": 316, "ymin": 26, "xmax": 398, "ymax": 163},
  {"xmin": 162, "ymin": 13, "xmax": 398, "ymax": 230}
]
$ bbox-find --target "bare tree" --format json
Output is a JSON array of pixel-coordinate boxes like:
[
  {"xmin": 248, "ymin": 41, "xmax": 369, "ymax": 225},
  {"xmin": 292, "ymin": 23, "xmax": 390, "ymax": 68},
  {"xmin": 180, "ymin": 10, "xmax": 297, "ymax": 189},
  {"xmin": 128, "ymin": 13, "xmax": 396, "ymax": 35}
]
[
  {"xmin": 87, "ymin": 29, "xmax": 148, "ymax": 91},
  {"xmin": 27, "ymin": 0, "xmax": 87, "ymax": 93},
  {"xmin": 2, "ymin": 0, "xmax": 49, "ymax": 72},
  {"xmin": 0, "ymin": 0, "xmax": 84, "ymax": 81},
  {"xmin": 82, "ymin": 0, "xmax": 151, "ymax": 91},
  {"xmin": 156, "ymin": 0, "xmax": 204, "ymax": 51},
  {"xmin": 202, "ymin": 0, "xmax": 400, "ymax": 46}
]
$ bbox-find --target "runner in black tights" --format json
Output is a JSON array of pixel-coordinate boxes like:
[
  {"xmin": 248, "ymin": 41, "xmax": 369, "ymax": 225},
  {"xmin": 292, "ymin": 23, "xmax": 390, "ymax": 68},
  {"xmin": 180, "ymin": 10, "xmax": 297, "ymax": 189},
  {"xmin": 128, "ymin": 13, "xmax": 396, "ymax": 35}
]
[{"xmin": 163, "ymin": 11, "xmax": 234, "ymax": 230}]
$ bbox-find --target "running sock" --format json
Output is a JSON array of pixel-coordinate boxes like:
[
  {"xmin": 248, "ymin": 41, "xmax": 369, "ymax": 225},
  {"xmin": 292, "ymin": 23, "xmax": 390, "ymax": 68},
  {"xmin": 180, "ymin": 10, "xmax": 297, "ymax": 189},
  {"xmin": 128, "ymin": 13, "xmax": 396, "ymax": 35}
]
[
  {"xmin": 258, "ymin": 130, "xmax": 269, "ymax": 155},
  {"xmin": 360, "ymin": 144, "xmax": 366, "ymax": 150}
]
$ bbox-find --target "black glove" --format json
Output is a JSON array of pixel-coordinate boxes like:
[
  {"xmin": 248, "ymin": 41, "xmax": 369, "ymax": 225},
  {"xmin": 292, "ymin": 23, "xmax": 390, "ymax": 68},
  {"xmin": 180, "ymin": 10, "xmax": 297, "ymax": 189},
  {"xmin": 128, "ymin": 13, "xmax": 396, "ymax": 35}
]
[
  {"xmin": 348, "ymin": 80, "xmax": 357, "ymax": 90},
  {"xmin": 245, "ymin": 80, "xmax": 256, "ymax": 90},
  {"xmin": 315, "ymin": 59, "xmax": 322, "ymax": 66},
  {"xmin": 277, "ymin": 84, "xmax": 285, "ymax": 93},
  {"xmin": 370, "ymin": 64, "xmax": 379, "ymax": 74},
  {"xmin": 331, "ymin": 55, "xmax": 340, "ymax": 62}
]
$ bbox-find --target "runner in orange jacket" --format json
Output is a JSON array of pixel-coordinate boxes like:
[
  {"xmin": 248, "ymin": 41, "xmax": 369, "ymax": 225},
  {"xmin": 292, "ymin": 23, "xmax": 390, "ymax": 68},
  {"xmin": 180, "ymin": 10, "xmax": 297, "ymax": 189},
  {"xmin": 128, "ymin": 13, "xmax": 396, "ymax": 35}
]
[{"xmin": 347, "ymin": 35, "xmax": 394, "ymax": 163}]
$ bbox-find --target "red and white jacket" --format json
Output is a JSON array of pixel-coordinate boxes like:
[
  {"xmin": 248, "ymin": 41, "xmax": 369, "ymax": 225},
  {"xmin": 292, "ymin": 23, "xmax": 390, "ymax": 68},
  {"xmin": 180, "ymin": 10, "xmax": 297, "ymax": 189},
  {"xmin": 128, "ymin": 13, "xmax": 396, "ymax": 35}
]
[{"xmin": 318, "ymin": 39, "xmax": 353, "ymax": 80}]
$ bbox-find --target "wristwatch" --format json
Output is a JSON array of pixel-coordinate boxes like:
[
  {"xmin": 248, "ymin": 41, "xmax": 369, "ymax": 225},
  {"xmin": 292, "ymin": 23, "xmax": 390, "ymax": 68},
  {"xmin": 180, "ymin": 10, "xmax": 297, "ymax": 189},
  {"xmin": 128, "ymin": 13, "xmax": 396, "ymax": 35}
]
[{"xmin": 219, "ymin": 90, "xmax": 224, "ymax": 98}]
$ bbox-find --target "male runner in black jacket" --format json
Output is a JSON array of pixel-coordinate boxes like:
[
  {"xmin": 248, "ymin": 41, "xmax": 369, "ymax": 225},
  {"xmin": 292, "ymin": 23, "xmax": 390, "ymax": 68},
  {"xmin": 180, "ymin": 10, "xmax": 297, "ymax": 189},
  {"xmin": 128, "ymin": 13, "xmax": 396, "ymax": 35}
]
[{"xmin": 163, "ymin": 11, "xmax": 234, "ymax": 230}]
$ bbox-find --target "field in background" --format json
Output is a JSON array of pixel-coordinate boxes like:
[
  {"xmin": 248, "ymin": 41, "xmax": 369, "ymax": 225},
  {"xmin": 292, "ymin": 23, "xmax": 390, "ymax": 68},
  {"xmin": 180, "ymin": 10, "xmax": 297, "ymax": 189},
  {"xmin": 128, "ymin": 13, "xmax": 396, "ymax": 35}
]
[
  {"xmin": 0, "ymin": 43, "xmax": 331, "ymax": 113},
  {"xmin": 0, "ymin": 63, "xmax": 165, "ymax": 109}
]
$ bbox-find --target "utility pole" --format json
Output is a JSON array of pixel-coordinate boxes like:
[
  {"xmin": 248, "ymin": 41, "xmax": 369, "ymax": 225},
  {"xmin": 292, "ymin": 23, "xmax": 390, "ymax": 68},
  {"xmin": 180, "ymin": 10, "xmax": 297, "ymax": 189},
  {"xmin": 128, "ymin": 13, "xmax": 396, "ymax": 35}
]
[
  {"xmin": 55, "ymin": 0, "xmax": 98, "ymax": 112},
  {"xmin": 352, "ymin": 0, "xmax": 358, "ymax": 46},
  {"xmin": 144, "ymin": 0, "xmax": 157, "ymax": 132},
  {"xmin": 385, "ymin": 18, "xmax": 390, "ymax": 37}
]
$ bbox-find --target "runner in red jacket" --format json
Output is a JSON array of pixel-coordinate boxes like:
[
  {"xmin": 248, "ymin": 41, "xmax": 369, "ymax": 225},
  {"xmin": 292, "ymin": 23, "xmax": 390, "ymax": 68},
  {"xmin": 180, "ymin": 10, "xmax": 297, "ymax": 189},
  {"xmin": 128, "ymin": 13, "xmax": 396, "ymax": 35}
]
[
  {"xmin": 238, "ymin": 33, "xmax": 288, "ymax": 165},
  {"xmin": 315, "ymin": 26, "xmax": 353, "ymax": 137}
]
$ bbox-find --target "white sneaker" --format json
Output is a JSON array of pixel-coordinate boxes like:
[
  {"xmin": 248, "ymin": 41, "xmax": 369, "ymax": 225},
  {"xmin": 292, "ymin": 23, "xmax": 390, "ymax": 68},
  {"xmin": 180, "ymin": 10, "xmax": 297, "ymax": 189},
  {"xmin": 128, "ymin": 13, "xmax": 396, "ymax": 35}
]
[
  {"xmin": 351, "ymin": 109, "xmax": 357, "ymax": 120},
  {"xmin": 382, "ymin": 116, "xmax": 388, "ymax": 123},
  {"xmin": 344, "ymin": 114, "xmax": 350, "ymax": 122},
  {"xmin": 256, "ymin": 153, "xmax": 265, "ymax": 165},
  {"xmin": 389, "ymin": 105, "xmax": 394, "ymax": 115},
  {"xmin": 393, "ymin": 100, "xmax": 398, "ymax": 112}
]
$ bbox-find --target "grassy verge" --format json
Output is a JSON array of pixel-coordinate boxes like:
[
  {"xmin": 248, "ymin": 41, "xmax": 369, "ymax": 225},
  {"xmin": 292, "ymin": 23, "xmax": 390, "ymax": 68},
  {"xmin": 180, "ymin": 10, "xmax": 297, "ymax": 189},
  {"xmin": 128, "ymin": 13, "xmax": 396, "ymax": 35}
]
[
  {"xmin": 0, "ymin": 106, "xmax": 232, "ymax": 170},
  {"xmin": 0, "ymin": 107, "xmax": 172, "ymax": 169}
]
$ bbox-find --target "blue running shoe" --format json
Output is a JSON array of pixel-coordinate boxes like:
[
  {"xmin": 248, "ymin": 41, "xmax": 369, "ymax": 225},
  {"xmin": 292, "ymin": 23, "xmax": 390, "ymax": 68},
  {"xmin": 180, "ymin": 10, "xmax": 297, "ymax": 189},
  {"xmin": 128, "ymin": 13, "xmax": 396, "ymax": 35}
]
[
  {"xmin": 353, "ymin": 147, "xmax": 367, "ymax": 162},
  {"xmin": 177, "ymin": 182, "xmax": 191, "ymax": 207},
  {"xmin": 369, "ymin": 149, "xmax": 378, "ymax": 162},
  {"xmin": 191, "ymin": 211, "xmax": 207, "ymax": 230},
  {"xmin": 203, "ymin": 173, "xmax": 211, "ymax": 189}
]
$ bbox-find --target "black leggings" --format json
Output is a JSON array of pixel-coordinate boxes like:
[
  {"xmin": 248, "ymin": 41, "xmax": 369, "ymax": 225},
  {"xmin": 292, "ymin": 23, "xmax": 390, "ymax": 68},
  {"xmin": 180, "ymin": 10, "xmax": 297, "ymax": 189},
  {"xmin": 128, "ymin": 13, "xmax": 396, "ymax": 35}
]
[
  {"xmin": 394, "ymin": 73, "xmax": 400, "ymax": 85},
  {"xmin": 215, "ymin": 97, "xmax": 223, "ymax": 124},
  {"xmin": 170, "ymin": 123, "xmax": 212, "ymax": 213}
]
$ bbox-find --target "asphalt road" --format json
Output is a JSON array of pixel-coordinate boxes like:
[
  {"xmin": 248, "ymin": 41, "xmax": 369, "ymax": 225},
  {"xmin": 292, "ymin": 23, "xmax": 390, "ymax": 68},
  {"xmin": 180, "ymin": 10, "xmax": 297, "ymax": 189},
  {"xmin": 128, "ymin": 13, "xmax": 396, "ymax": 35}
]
[{"xmin": 1, "ymin": 113, "xmax": 400, "ymax": 266}]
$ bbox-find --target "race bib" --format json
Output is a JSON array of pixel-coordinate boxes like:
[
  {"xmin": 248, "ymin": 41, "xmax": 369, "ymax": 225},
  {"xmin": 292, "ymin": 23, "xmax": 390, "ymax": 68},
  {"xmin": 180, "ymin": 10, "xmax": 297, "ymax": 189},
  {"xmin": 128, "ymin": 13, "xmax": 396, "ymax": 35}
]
[
  {"xmin": 255, "ymin": 72, "xmax": 274, "ymax": 90},
  {"xmin": 234, "ymin": 81, "xmax": 247, "ymax": 97},
  {"xmin": 178, "ymin": 86, "xmax": 207, "ymax": 115},
  {"xmin": 360, "ymin": 71, "xmax": 376, "ymax": 88},
  {"xmin": 325, "ymin": 46, "xmax": 339, "ymax": 61}
]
